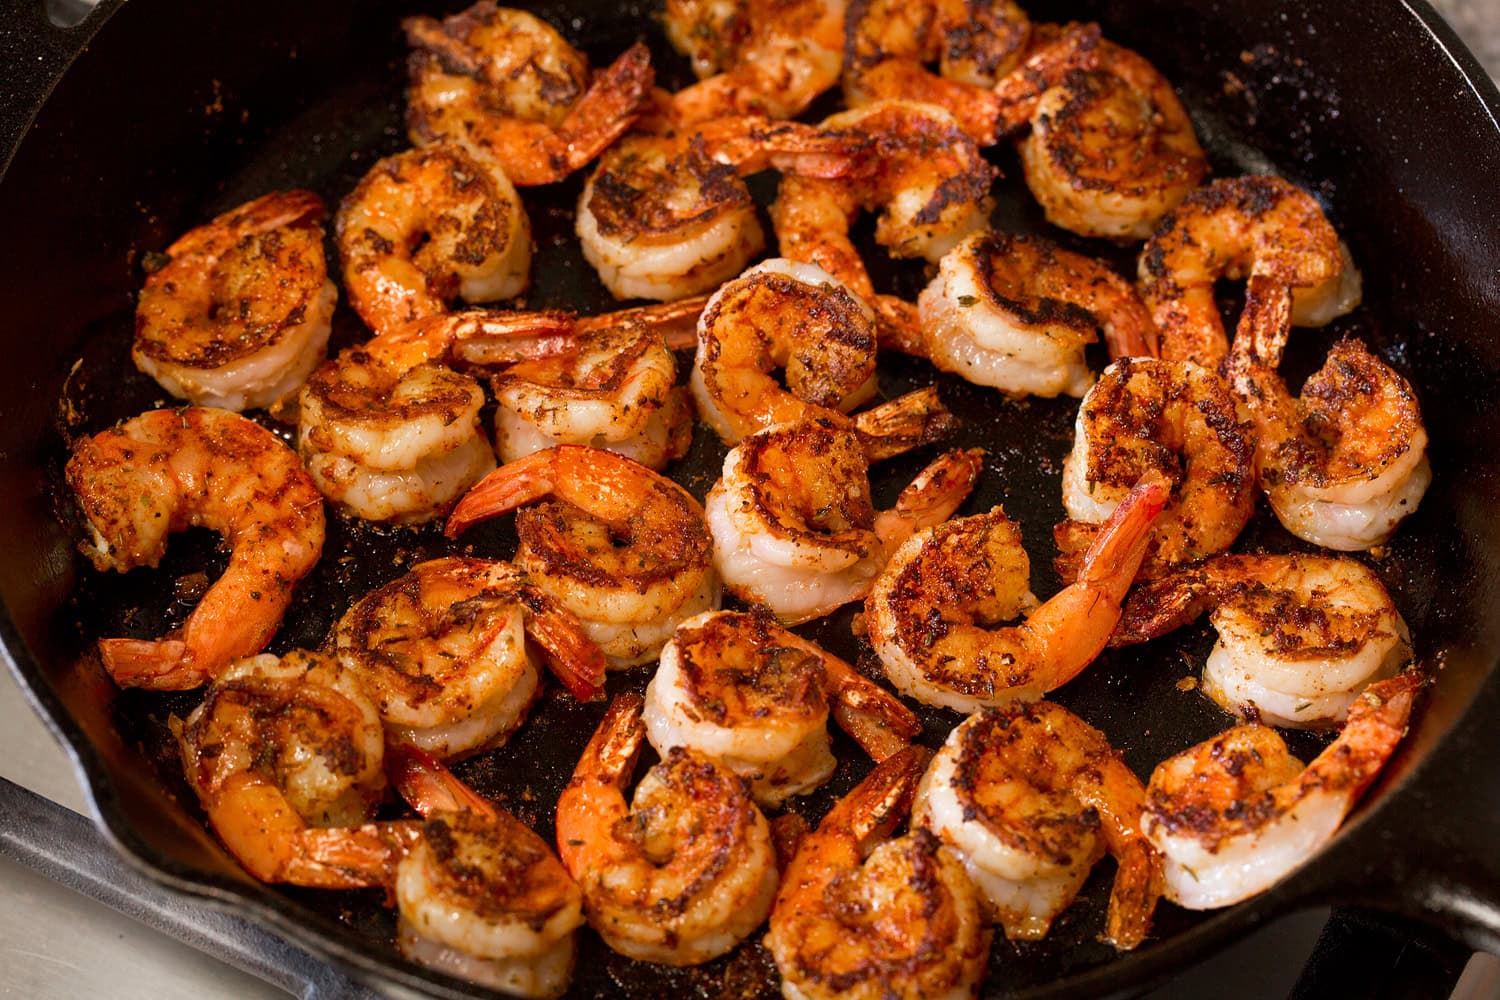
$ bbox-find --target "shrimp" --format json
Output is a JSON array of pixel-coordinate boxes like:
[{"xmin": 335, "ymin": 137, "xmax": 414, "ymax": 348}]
[
  {"xmin": 332, "ymin": 556, "xmax": 606, "ymax": 760},
  {"xmin": 335, "ymin": 143, "xmax": 531, "ymax": 338},
  {"xmin": 577, "ymin": 117, "xmax": 860, "ymax": 301},
  {"xmin": 643, "ymin": 609, "xmax": 920, "ymax": 807},
  {"xmin": 404, "ymin": 3, "xmax": 653, "ymax": 187},
  {"xmin": 1138, "ymin": 175, "xmax": 1362, "ymax": 366},
  {"xmin": 555, "ymin": 693, "xmax": 778, "ymax": 965},
  {"xmin": 914, "ymin": 702, "xmax": 1162, "ymax": 948},
  {"xmin": 64, "ymin": 407, "xmax": 325, "ymax": 690},
  {"xmin": 446, "ymin": 445, "xmax": 718, "ymax": 668},
  {"xmin": 1018, "ymin": 41, "xmax": 1210, "ymax": 239},
  {"xmin": 705, "ymin": 420, "xmax": 982, "ymax": 624},
  {"xmin": 1114, "ymin": 553, "xmax": 1412, "ymax": 728},
  {"xmin": 869, "ymin": 478, "xmax": 1167, "ymax": 713},
  {"xmin": 660, "ymin": 0, "xmax": 846, "ymax": 124},
  {"xmin": 917, "ymin": 230, "xmax": 1157, "ymax": 400},
  {"xmin": 766, "ymin": 746, "xmax": 990, "ymax": 1000},
  {"xmin": 388, "ymin": 745, "xmax": 584, "ymax": 999},
  {"xmin": 1056, "ymin": 357, "xmax": 1256, "ymax": 580},
  {"xmin": 133, "ymin": 190, "xmax": 337, "ymax": 412},
  {"xmin": 1143, "ymin": 670, "xmax": 1421, "ymax": 910},
  {"xmin": 174, "ymin": 650, "xmax": 422, "ymax": 887}
]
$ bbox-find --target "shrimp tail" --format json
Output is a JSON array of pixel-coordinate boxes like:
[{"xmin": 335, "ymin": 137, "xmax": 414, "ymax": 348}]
[
  {"xmin": 557, "ymin": 42, "xmax": 656, "ymax": 174},
  {"xmin": 1234, "ymin": 273, "xmax": 1294, "ymax": 365},
  {"xmin": 445, "ymin": 451, "xmax": 556, "ymax": 536},
  {"xmin": 574, "ymin": 693, "xmax": 648, "ymax": 789},
  {"xmin": 522, "ymin": 594, "xmax": 608, "ymax": 702},
  {"xmin": 1102, "ymin": 838, "xmax": 1163, "ymax": 950},
  {"xmin": 825, "ymin": 655, "xmax": 923, "ymax": 761},
  {"xmin": 873, "ymin": 295, "xmax": 930, "ymax": 358},
  {"xmin": 387, "ymin": 743, "xmax": 499, "ymax": 819},
  {"xmin": 290, "ymin": 820, "xmax": 425, "ymax": 890},
  {"xmin": 824, "ymin": 745, "xmax": 930, "ymax": 854},
  {"xmin": 853, "ymin": 386, "xmax": 960, "ymax": 462},
  {"xmin": 874, "ymin": 448, "xmax": 984, "ymax": 547},
  {"xmin": 1077, "ymin": 475, "xmax": 1170, "ymax": 590},
  {"xmin": 575, "ymin": 292, "xmax": 713, "ymax": 349},
  {"xmin": 98, "ymin": 638, "xmax": 213, "ymax": 691}
]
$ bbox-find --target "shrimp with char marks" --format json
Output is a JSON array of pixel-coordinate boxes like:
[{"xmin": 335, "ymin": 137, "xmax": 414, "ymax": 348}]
[
  {"xmin": 1144, "ymin": 671, "xmax": 1421, "ymax": 910},
  {"xmin": 556, "ymin": 693, "xmax": 778, "ymax": 965},
  {"xmin": 447, "ymin": 445, "xmax": 719, "ymax": 669},
  {"xmin": 133, "ymin": 190, "xmax": 337, "ymax": 412},
  {"xmin": 914, "ymin": 702, "xmax": 1162, "ymax": 948},
  {"xmin": 705, "ymin": 420, "xmax": 982, "ymax": 624},
  {"xmin": 869, "ymin": 477, "xmax": 1167, "ymax": 713},
  {"xmin": 767, "ymin": 746, "xmax": 990, "ymax": 1000},
  {"xmin": 65, "ymin": 406, "xmax": 325, "ymax": 690},
  {"xmin": 643, "ymin": 609, "xmax": 920, "ymax": 807}
]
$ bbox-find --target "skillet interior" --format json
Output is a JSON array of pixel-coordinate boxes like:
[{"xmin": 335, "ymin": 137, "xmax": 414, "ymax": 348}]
[{"xmin": 3, "ymin": 0, "xmax": 1500, "ymax": 996}]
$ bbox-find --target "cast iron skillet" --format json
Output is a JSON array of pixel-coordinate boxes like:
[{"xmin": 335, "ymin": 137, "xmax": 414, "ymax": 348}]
[{"xmin": 2, "ymin": 0, "xmax": 1499, "ymax": 996}]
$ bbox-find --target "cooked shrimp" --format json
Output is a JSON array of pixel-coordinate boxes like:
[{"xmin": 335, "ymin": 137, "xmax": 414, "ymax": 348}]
[
  {"xmin": 133, "ymin": 190, "xmax": 337, "ymax": 412},
  {"xmin": 1139, "ymin": 175, "xmax": 1361, "ymax": 365},
  {"xmin": 174, "ymin": 650, "xmax": 422, "ymax": 887},
  {"xmin": 388, "ymin": 745, "xmax": 584, "ymax": 999},
  {"xmin": 660, "ymin": 0, "xmax": 845, "ymax": 124},
  {"xmin": 643, "ymin": 609, "xmax": 920, "ymax": 807},
  {"xmin": 917, "ymin": 230, "xmax": 1157, "ymax": 399},
  {"xmin": 65, "ymin": 407, "xmax": 325, "ymax": 690},
  {"xmin": 1056, "ymin": 357, "xmax": 1256, "ymax": 579},
  {"xmin": 332, "ymin": 556, "xmax": 605, "ymax": 760},
  {"xmin": 914, "ymin": 702, "xmax": 1162, "ymax": 948},
  {"xmin": 1019, "ymin": 41, "xmax": 1209, "ymax": 239},
  {"xmin": 556, "ymin": 693, "xmax": 778, "ymax": 965},
  {"xmin": 447, "ymin": 445, "xmax": 718, "ymax": 668},
  {"xmin": 870, "ymin": 478, "xmax": 1167, "ymax": 713},
  {"xmin": 1144, "ymin": 670, "xmax": 1421, "ymax": 910},
  {"xmin": 577, "ymin": 117, "xmax": 859, "ymax": 301},
  {"xmin": 766, "ymin": 746, "xmax": 990, "ymax": 1000},
  {"xmin": 336, "ymin": 143, "xmax": 531, "ymax": 337},
  {"xmin": 705, "ymin": 420, "xmax": 982, "ymax": 624},
  {"xmin": 1114, "ymin": 553, "xmax": 1411, "ymax": 728},
  {"xmin": 404, "ymin": 4, "xmax": 653, "ymax": 187}
]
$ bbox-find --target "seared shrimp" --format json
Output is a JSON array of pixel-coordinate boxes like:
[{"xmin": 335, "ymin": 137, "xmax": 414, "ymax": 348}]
[
  {"xmin": 1139, "ymin": 175, "xmax": 1361, "ymax": 365},
  {"xmin": 1115, "ymin": 553, "xmax": 1411, "ymax": 728},
  {"xmin": 133, "ymin": 190, "xmax": 337, "ymax": 412},
  {"xmin": 447, "ymin": 445, "xmax": 718, "ymax": 668},
  {"xmin": 1144, "ymin": 671, "xmax": 1421, "ymax": 909},
  {"xmin": 1019, "ymin": 41, "xmax": 1209, "ymax": 239},
  {"xmin": 1057, "ymin": 357, "xmax": 1256, "ymax": 579},
  {"xmin": 65, "ymin": 407, "xmax": 325, "ymax": 690},
  {"xmin": 705, "ymin": 420, "xmax": 982, "ymax": 623},
  {"xmin": 405, "ymin": 4, "xmax": 653, "ymax": 187},
  {"xmin": 336, "ymin": 143, "xmax": 531, "ymax": 337},
  {"xmin": 643, "ymin": 609, "xmax": 920, "ymax": 807},
  {"xmin": 577, "ymin": 117, "xmax": 859, "ymax": 301},
  {"xmin": 332, "ymin": 557, "xmax": 606, "ymax": 760},
  {"xmin": 869, "ymin": 478, "xmax": 1167, "ymax": 713},
  {"xmin": 914, "ymin": 703, "xmax": 1161, "ymax": 948},
  {"xmin": 917, "ymin": 230, "xmax": 1157, "ymax": 399},
  {"xmin": 389, "ymin": 745, "xmax": 584, "ymax": 999},
  {"xmin": 174, "ymin": 650, "xmax": 421, "ymax": 887},
  {"xmin": 556, "ymin": 694, "xmax": 778, "ymax": 965},
  {"xmin": 767, "ymin": 746, "xmax": 990, "ymax": 1000}
]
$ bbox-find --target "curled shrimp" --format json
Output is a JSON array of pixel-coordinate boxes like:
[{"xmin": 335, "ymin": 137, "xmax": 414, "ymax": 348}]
[
  {"xmin": 766, "ymin": 746, "xmax": 990, "ymax": 1000},
  {"xmin": 643, "ymin": 609, "xmax": 920, "ymax": 807},
  {"xmin": 1114, "ymin": 553, "xmax": 1412, "ymax": 729},
  {"xmin": 1139, "ymin": 175, "xmax": 1362, "ymax": 365},
  {"xmin": 1056, "ymin": 357, "xmax": 1256, "ymax": 579},
  {"xmin": 332, "ymin": 556, "xmax": 606, "ymax": 761},
  {"xmin": 336, "ymin": 143, "xmax": 531, "ymax": 337},
  {"xmin": 705, "ymin": 420, "xmax": 982, "ymax": 624},
  {"xmin": 133, "ymin": 190, "xmax": 337, "ymax": 412},
  {"xmin": 914, "ymin": 702, "xmax": 1162, "ymax": 948},
  {"xmin": 556, "ymin": 693, "xmax": 778, "ymax": 965},
  {"xmin": 869, "ymin": 478, "xmax": 1167, "ymax": 713},
  {"xmin": 65, "ymin": 407, "xmax": 325, "ymax": 690},
  {"xmin": 1144, "ymin": 670, "xmax": 1421, "ymax": 910},
  {"xmin": 917, "ymin": 230, "xmax": 1157, "ymax": 399},
  {"xmin": 1019, "ymin": 41, "xmax": 1209, "ymax": 239},
  {"xmin": 174, "ymin": 650, "xmax": 421, "ymax": 887},
  {"xmin": 404, "ymin": 3, "xmax": 653, "ymax": 187},
  {"xmin": 447, "ymin": 445, "xmax": 719, "ymax": 668}
]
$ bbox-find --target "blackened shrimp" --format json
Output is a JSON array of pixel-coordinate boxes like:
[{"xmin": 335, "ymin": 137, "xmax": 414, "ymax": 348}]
[
  {"xmin": 869, "ymin": 479, "xmax": 1166, "ymax": 713},
  {"xmin": 133, "ymin": 190, "xmax": 337, "ymax": 412},
  {"xmin": 65, "ymin": 407, "xmax": 325, "ymax": 690},
  {"xmin": 555, "ymin": 693, "xmax": 778, "ymax": 965}
]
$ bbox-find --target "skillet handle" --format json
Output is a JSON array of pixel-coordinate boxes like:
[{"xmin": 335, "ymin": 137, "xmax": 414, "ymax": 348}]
[{"xmin": 0, "ymin": 0, "xmax": 115, "ymax": 172}]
